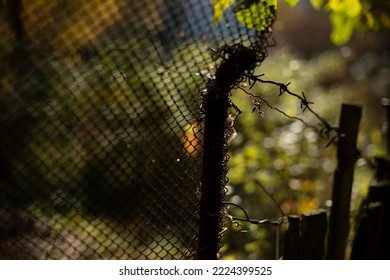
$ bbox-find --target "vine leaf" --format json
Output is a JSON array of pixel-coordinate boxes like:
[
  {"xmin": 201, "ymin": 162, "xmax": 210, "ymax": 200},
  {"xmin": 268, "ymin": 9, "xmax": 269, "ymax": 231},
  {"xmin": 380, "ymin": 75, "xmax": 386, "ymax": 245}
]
[
  {"xmin": 213, "ymin": 0, "xmax": 235, "ymax": 26},
  {"xmin": 213, "ymin": 0, "xmax": 277, "ymax": 31},
  {"xmin": 330, "ymin": 11, "xmax": 356, "ymax": 45},
  {"xmin": 283, "ymin": 0, "xmax": 299, "ymax": 8},
  {"xmin": 235, "ymin": 0, "xmax": 277, "ymax": 31},
  {"xmin": 310, "ymin": 0, "xmax": 326, "ymax": 10}
]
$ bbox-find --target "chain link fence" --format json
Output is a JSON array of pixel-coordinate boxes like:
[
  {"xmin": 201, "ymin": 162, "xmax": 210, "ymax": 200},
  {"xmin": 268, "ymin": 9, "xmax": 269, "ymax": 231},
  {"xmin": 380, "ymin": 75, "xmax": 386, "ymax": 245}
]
[{"xmin": 0, "ymin": 0, "xmax": 273, "ymax": 259}]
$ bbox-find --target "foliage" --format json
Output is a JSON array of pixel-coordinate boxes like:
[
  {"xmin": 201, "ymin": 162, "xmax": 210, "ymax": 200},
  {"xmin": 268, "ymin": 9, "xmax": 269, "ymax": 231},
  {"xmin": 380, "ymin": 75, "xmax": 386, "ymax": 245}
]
[
  {"xmin": 220, "ymin": 45, "xmax": 386, "ymax": 259},
  {"xmin": 2, "ymin": 35, "xmax": 211, "ymax": 260},
  {"xmin": 214, "ymin": 0, "xmax": 390, "ymax": 45},
  {"xmin": 1, "ymin": 0, "xmax": 387, "ymax": 260},
  {"xmin": 309, "ymin": 0, "xmax": 390, "ymax": 45},
  {"xmin": 212, "ymin": 0, "xmax": 388, "ymax": 259},
  {"xmin": 214, "ymin": 0, "xmax": 277, "ymax": 31}
]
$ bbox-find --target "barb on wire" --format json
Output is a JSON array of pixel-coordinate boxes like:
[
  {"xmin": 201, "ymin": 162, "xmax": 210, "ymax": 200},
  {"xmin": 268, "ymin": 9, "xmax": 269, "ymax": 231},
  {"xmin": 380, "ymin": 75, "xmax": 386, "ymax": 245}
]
[
  {"xmin": 250, "ymin": 74, "xmax": 337, "ymax": 131},
  {"xmin": 250, "ymin": 75, "xmax": 314, "ymax": 110},
  {"xmin": 238, "ymin": 85, "xmax": 319, "ymax": 132},
  {"xmin": 236, "ymin": 73, "xmax": 376, "ymax": 169},
  {"xmin": 236, "ymin": 73, "xmax": 341, "ymax": 148}
]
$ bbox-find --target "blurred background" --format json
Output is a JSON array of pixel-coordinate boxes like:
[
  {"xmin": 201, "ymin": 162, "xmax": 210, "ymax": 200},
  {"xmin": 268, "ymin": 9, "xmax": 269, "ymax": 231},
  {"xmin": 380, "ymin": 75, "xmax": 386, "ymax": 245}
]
[
  {"xmin": 223, "ymin": 0, "xmax": 390, "ymax": 259},
  {"xmin": 0, "ymin": 0, "xmax": 389, "ymax": 259}
]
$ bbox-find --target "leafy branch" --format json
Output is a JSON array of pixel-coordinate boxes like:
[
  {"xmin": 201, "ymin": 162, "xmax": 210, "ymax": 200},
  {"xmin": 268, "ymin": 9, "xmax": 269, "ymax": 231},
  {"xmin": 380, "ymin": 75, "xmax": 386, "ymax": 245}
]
[{"xmin": 214, "ymin": 0, "xmax": 390, "ymax": 46}]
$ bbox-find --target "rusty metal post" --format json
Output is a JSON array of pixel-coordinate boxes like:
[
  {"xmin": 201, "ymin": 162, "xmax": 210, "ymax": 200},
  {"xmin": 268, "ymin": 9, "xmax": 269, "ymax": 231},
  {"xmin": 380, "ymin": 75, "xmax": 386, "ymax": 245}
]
[{"xmin": 196, "ymin": 87, "xmax": 229, "ymax": 259}]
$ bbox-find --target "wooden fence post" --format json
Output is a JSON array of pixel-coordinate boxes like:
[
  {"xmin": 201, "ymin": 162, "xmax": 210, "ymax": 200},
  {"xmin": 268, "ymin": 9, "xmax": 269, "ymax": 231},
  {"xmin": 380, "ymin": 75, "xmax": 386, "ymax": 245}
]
[
  {"xmin": 382, "ymin": 98, "xmax": 390, "ymax": 154},
  {"xmin": 283, "ymin": 215, "xmax": 302, "ymax": 259},
  {"xmin": 301, "ymin": 210, "xmax": 328, "ymax": 259},
  {"xmin": 350, "ymin": 98, "xmax": 390, "ymax": 259},
  {"xmin": 283, "ymin": 210, "xmax": 327, "ymax": 259},
  {"xmin": 326, "ymin": 104, "xmax": 362, "ymax": 259},
  {"xmin": 350, "ymin": 181, "xmax": 390, "ymax": 259}
]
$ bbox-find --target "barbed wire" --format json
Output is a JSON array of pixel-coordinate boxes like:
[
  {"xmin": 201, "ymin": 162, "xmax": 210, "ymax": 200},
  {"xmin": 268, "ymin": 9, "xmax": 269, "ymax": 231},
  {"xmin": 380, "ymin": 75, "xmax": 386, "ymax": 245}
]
[
  {"xmin": 222, "ymin": 177, "xmax": 286, "ymax": 260},
  {"xmin": 222, "ymin": 173, "xmax": 286, "ymax": 228},
  {"xmin": 214, "ymin": 36, "xmax": 378, "ymax": 258},
  {"xmin": 233, "ymin": 74, "xmax": 376, "ymax": 168},
  {"xmin": 223, "ymin": 201, "xmax": 285, "ymax": 226},
  {"xmin": 237, "ymin": 74, "xmax": 339, "ymax": 145}
]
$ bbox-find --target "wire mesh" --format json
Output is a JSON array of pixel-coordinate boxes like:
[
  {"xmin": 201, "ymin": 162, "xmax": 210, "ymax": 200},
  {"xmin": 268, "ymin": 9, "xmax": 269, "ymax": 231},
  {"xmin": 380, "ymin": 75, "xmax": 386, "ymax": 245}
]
[{"xmin": 0, "ymin": 0, "xmax": 274, "ymax": 259}]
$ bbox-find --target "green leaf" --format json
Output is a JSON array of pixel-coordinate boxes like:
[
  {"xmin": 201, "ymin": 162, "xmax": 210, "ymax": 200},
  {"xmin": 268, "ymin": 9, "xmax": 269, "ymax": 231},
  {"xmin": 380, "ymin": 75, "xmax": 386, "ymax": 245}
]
[
  {"xmin": 283, "ymin": 0, "xmax": 299, "ymax": 8},
  {"xmin": 327, "ymin": 0, "xmax": 361, "ymax": 17},
  {"xmin": 235, "ymin": 0, "xmax": 277, "ymax": 31},
  {"xmin": 330, "ymin": 11, "xmax": 356, "ymax": 45},
  {"xmin": 310, "ymin": 0, "xmax": 326, "ymax": 10},
  {"xmin": 363, "ymin": 11, "xmax": 375, "ymax": 29},
  {"xmin": 344, "ymin": 0, "xmax": 361, "ymax": 17},
  {"xmin": 214, "ymin": 0, "xmax": 235, "ymax": 25}
]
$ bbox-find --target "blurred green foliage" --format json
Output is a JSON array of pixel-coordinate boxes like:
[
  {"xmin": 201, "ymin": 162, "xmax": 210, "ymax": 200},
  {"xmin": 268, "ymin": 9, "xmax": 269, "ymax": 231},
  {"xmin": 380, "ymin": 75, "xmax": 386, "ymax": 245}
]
[
  {"xmin": 214, "ymin": 0, "xmax": 277, "ymax": 31},
  {"xmin": 214, "ymin": 0, "xmax": 390, "ymax": 45},
  {"xmin": 0, "ymin": 21, "xmax": 207, "ymax": 257},
  {"xmin": 310, "ymin": 0, "xmax": 390, "ymax": 45},
  {"xmin": 1, "ymin": 0, "xmax": 388, "ymax": 259},
  {"xmin": 221, "ymin": 45, "xmax": 387, "ymax": 259},
  {"xmin": 216, "ymin": 0, "xmax": 389, "ymax": 258}
]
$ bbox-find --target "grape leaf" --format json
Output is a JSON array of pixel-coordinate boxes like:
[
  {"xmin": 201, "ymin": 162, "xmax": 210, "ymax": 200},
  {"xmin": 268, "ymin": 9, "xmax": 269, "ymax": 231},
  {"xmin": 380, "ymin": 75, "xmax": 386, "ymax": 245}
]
[
  {"xmin": 235, "ymin": 0, "xmax": 277, "ymax": 31},
  {"xmin": 330, "ymin": 11, "xmax": 356, "ymax": 45},
  {"xmin": 327, "ymin": 0, "xmax": 361, "ymax": 17},
  {"xmin": 310, "ymin": 0, "xmax": 326, "ymax": 10},
  {"xmin": 214, "ymin": 0, "xmax": 235, "ymax": 25},
  {"xmin": 283, "ymin": 0, "xmax": 299, "ymax": 8}
]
